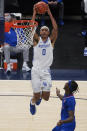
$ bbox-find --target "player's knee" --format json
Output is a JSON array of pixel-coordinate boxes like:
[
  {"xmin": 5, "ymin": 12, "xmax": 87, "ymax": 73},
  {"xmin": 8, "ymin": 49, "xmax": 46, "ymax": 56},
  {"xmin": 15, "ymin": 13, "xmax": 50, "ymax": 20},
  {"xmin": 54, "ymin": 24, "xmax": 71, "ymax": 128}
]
[
  {"xmin": 35, "ymin": 96, "xmax": 40, "ymax": 101},
  {"xmin": 43, "ymin": 96, "xmax": 49, "ymax": 101},
  {"xmin": 42, "ymin": 92, "xmax": 50, "ymax": 101}
]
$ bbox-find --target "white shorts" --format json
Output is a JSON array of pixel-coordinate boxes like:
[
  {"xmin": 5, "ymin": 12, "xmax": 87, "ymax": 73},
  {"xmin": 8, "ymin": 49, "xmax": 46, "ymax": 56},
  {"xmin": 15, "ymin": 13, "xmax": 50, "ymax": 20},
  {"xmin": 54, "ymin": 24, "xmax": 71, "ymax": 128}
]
[{"xmin": 31, "ymin": 67, "xmax": 52, "ymax": 93}]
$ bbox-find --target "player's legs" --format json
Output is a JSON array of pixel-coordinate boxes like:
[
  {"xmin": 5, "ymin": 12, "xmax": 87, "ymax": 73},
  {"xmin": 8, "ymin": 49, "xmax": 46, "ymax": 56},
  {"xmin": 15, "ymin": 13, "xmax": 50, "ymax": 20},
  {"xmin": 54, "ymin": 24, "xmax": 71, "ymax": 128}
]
[
  {"xmin": 41, "ymin": 69, "xmax": 52, "ymax": 101},
  {"xmin": 21, "ymin": 47, "xmax": 30, "ymax": 71},
  {"xmin": 3, "ymin": 44, "xmax": 11, "ymax": 72},
  {"xmin": 30, "ymin": 68, "xmax": 42, "ymax": 115},
  {"xmin": 58, "ymin": 2, "xmax": 64, "ymax": 20},
  {"xmin": 13, "ymin": 47, "xmax": 30, "ymax": 71},
  {"xmin": 42, "ymin": 91, "xmax": 50, "ymax": 101},
  {"xmin": 3, "ymin": 44, "xmax": 10, "ymax": 64},
  {"xmin": 32, "ymin": 92, "xmax": 41, "ymax": 104},
  {"xmin": 58, "ymin": 2, "xmax": 64, "ymax": 26},
  {"xmin": 22, "ymin": 47, "xmax": 29, "ymax": 62},
  {"xmin": 31, "ymin": 68, "xmax": 41, "ymax": 100},
  {"xmin": 30, "ymin": 92, "xmax": 41, "ymax": 115}
]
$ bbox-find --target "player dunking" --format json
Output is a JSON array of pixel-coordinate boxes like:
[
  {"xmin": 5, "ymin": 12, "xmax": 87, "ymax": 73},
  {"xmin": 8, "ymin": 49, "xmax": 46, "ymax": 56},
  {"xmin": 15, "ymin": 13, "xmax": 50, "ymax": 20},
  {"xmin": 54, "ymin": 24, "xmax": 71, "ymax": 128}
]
[{"xmin": 30, "ymin": 5, "xmax": 58, "ymax": 115}]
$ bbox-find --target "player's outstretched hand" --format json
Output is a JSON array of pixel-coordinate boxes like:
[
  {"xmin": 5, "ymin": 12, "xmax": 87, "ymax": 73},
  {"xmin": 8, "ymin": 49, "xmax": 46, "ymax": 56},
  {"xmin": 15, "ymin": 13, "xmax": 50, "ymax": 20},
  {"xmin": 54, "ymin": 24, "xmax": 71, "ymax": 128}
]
[
  {"xmin": 56, "ymin": 88, "xmax": 60, "ymax": 96},
  {"xmin": 57, "ymin": 120, "xmax": 63, "ymax": 126}
]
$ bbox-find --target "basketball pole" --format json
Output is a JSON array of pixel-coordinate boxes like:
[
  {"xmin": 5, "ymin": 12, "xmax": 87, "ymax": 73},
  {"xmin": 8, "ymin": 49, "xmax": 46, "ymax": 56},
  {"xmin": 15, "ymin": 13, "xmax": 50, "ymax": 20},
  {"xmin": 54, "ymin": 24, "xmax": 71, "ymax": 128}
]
[
  {"xmin": 0, "ymin": 0, "xmax": 4, "ymax": 69},
  {"xmin": 0, "ymin": 0, "xmax": 4, "ymax": 45}
]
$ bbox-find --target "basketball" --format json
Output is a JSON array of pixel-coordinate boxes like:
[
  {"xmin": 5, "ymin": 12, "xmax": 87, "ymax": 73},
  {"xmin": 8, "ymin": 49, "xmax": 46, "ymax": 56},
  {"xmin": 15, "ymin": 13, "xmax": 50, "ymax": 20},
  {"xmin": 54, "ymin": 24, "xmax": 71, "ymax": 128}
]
[{"xmin": 35, "ymin": 1, "xmax": 48, "ymax": 14}]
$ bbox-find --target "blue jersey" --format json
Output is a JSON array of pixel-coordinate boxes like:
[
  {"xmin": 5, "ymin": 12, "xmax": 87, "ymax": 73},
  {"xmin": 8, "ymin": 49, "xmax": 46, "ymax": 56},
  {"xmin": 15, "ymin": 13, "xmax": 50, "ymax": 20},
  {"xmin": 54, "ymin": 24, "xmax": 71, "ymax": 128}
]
[
  {"xmin": 42, "ymin": 0, "xmax": 63, "ymax": 3},
  {"xmin": 61, "ymin": 94, "xmax": 76, "ymax": 128},
  {"xmin": 52, "ymin": 94, "xmax": 76, "ymax": 131},
  {"xmin": 4, "ymin": 28, "xmax": 17, "ymax": 46}
]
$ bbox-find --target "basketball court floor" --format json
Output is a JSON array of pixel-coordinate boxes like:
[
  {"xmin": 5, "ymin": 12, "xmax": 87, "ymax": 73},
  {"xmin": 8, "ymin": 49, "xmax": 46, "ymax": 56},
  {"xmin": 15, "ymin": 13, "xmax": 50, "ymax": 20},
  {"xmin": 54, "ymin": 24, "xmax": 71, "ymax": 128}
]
[{"xmin": 0, "ymin": 80, "xmax": 87, "ymax": 131}]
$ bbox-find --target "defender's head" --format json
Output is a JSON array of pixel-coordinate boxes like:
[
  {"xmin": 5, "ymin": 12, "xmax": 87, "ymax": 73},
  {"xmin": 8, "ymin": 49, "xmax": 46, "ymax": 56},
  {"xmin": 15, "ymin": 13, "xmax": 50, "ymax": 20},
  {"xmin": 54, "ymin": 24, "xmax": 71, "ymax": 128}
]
[
  {"xmin": 40, "ymin": 26, "xmax": 50, "ymax": 38},
  {"xmin": 64, "ymin": 80, "xmax": 79, "ymax": 95},
  {"xmin": 5, "ymin": 13, "xmax": 11, "ymax": 22},
  {"xmin": 5, "ymin": 13, "xmax": 16, "ymax": 22}
]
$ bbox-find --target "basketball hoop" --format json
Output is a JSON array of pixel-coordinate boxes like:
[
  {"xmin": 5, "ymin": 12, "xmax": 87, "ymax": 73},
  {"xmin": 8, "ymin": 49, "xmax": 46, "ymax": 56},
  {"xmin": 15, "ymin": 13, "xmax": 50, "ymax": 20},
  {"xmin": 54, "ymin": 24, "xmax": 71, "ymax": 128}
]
[{"xmin": 11, "ymin": 20, "xmax": 38, "ymax": 49}]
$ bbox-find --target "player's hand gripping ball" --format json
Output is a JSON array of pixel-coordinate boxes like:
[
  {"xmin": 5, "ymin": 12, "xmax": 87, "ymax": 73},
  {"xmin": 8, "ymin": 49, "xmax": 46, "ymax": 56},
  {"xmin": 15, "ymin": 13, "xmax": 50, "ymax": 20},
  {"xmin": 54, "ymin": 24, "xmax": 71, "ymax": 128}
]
[{"xmin": 35, "ymin": 1, "xmax": 48, "ymax": 14}]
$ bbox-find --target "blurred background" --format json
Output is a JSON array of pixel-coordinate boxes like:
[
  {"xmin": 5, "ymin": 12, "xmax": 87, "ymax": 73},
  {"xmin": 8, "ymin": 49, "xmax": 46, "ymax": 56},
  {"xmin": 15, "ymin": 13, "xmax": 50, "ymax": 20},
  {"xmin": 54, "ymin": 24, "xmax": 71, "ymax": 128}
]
[
  {"xmin": 4, "ymin": 0, "xmax": 81, "ymax": 15},
  {"xmin": 0, "ymin": 0, "xmax": 87, "ymax": 80}
]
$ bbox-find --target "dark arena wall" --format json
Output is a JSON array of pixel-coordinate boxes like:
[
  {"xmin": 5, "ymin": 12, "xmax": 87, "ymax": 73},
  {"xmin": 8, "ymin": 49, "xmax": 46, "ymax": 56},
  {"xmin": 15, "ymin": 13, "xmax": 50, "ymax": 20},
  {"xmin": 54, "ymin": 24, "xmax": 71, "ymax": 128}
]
[{"xmin": 5, "ymin": 0, "xmax": 82, "ymax": 15}]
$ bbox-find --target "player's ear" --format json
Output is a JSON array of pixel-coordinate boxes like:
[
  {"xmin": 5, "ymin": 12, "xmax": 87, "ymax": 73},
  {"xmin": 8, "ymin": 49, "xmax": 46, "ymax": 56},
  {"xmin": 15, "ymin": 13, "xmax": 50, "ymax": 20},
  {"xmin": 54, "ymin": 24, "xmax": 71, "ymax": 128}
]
[
  {"xmin": 47, "ymin": 31, "xmax": 50, "ymax": 36},
  {"xmin": 40, "ymin": 30, "xmax": 41, "ymax": 35}
]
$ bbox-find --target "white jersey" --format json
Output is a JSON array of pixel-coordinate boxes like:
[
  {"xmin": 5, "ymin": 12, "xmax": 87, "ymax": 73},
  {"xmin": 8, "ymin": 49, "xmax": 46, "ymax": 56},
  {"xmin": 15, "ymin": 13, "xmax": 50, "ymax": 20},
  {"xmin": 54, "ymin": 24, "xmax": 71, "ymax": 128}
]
[{"xmin": 33, "ymin": 37, "xmax": 53, "ymax": 69}]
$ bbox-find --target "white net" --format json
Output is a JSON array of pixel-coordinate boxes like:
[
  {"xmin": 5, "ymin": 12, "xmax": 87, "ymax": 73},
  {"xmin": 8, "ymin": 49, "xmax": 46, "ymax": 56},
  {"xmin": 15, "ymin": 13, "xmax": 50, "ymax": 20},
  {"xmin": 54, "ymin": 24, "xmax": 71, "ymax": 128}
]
[{"xmin": 12, "ymin": 20, "xmax": 38, "ymax": 49}]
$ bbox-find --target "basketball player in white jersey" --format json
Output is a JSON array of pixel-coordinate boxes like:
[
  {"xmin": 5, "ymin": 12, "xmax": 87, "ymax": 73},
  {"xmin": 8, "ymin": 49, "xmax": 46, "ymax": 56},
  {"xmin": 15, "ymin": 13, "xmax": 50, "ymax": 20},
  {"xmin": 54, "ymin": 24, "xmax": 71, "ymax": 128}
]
[{"xmin": 30, "ymin": 5, "xmax": 58, "ymax": 115}]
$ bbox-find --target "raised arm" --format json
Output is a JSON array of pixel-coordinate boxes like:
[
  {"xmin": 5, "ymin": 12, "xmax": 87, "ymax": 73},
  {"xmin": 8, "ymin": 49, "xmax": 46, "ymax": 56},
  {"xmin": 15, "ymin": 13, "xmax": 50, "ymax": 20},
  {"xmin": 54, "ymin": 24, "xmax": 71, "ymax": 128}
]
[
  {"xmin": 32, "ymin": 5, "xmax": 37, "ymax": 21},
  {"xmin": 32, "ymin": 5, "xmax": 39, "ymax": 46},
  {"xmin": 56, "ymin": 88, "xmax": 63, "ymax": 100},
  {"xmin": 47, "ymin": 6, "xmax": 58, "ymax": 47}
]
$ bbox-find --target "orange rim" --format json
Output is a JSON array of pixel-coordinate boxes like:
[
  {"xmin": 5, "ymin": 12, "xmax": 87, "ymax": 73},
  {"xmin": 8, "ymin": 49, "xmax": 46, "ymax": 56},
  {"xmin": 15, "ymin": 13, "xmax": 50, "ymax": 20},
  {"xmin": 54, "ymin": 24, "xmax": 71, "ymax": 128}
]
[{"xmin": 11, "ymin": 20, "xmax": 38, "ymax": 28}]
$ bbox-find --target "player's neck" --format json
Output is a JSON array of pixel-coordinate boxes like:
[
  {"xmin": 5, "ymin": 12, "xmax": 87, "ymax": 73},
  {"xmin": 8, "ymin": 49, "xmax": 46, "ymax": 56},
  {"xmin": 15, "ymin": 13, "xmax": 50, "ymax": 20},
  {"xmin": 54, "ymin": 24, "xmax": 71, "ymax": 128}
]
[
  {"xmin": 41, "ymin": 37, "xmax": 48, "ymax": 42},
  {"xmin": 65, "ymin": 91, "xmax": 70, "ymax": 96}
]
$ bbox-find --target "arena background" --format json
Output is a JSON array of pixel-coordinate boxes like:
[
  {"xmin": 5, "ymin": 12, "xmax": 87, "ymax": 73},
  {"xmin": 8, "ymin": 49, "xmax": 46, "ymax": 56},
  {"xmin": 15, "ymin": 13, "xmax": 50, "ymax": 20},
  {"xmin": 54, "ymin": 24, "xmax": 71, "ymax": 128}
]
[
  {"xmin": 4, "ymin": 0, "xmax": 87, "ymax": 69},
  {"xmin": 5, "ymin": 0, "xmax": 82, "ymax": 15},
  {"xmin": 0, "ymin": 2, "xmax": 87, "ymax": 131},
  {"xmin": 0, "ymin": 0, "xmax": 87, "ymax": 80}
]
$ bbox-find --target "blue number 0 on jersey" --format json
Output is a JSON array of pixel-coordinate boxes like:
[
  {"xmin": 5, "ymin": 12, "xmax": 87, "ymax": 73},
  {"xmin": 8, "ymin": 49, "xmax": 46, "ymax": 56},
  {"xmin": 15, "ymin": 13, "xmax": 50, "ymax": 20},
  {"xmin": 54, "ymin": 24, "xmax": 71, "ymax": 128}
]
[{"xmin": 42, "ymin": 49, "xmax": 46, "ymax": 55}]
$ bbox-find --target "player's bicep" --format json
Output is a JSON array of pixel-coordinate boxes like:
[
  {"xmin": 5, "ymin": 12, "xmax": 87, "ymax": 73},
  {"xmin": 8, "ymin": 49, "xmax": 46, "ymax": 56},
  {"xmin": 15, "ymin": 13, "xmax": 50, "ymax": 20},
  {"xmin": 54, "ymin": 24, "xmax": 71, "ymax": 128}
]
[
  {"xmin": 33, "ymin": 33, "xmax": 39, "ymax": 46},
  {"xmin": 33, "ymin": 33, "xmax": 39, "ymax": 41},
  {"xmin": 50, "ymin": 29, "xmax": 58, "ymax": 44}
]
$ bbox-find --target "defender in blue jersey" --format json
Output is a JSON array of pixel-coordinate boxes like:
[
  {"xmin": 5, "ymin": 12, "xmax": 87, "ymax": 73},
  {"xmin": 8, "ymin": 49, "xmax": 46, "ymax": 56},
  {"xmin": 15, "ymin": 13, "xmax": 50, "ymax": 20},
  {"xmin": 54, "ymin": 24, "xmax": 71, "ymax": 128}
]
[{"xmin": 52, "ymin": 80, "xmax": 79, "ymax": 131}]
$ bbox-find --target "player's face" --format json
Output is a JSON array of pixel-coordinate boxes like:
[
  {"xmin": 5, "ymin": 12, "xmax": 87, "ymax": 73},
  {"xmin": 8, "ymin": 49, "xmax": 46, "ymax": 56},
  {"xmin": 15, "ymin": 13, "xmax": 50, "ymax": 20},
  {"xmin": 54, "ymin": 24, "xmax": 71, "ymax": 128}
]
[
  {"xmin": 5, "ymin": 14, "xmax": 11, "ymax": 22},
  {"xmin": 40, "ymin": 28, "xmax": 49, "ymax": 38},
  {"xmin": 64, "ymin": 83, "xmax": 70, "ymax": 94}
]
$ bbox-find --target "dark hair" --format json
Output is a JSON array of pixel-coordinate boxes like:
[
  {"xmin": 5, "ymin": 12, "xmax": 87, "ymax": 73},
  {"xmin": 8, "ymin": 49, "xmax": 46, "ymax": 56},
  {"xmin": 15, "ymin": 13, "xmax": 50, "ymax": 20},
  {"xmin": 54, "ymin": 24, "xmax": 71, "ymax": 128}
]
[
  {"xmin": 68, "ymin": 80, "xmax": 79, "ymax": 94},
  {"xmin": 10, "ymin": 14, "xmax": 16, "ymax": 19}
]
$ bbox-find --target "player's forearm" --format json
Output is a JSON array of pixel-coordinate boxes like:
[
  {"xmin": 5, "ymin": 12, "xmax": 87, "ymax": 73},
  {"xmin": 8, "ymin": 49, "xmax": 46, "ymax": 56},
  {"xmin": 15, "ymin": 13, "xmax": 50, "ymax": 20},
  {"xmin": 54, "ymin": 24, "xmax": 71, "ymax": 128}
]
[
  {"xmin": 61, "ymin": 116, "xmax": 74, "ymax": 124},
  {"xmin": 48, "ymin": 9, "xmax": 58, "ymax": 31},
  {"xmin": 32, "ymin": 12, "xmax": 36, "ymax": 21},
  {"xmin": 32, "ymin": 5, "xmax": 37, "ymax": 21},
  {"xmin": 57, "ymin": 93, "xmax": 63, "ymax": 100},
  {"xmin": 57, "ymin": 116, "xmax": 74, "ymax": 126},
  {"xmin": 56, "ymin": 88, "xmax": 63, "ymax": 100}
]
